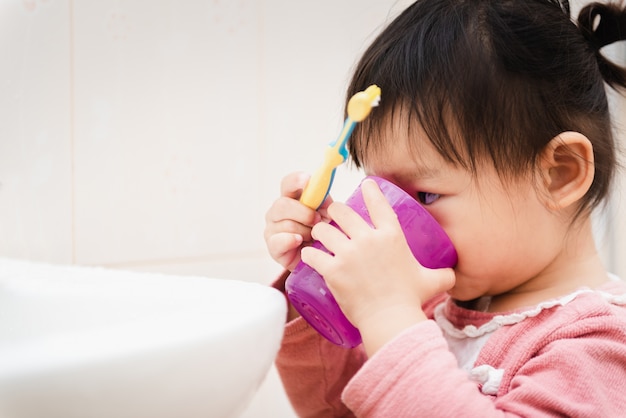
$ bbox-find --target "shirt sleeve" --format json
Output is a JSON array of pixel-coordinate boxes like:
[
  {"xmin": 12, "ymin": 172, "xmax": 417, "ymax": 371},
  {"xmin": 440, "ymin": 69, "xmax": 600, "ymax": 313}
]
[
  {"xmin": 271, "ymin": 271, "xmax": 367, "ymax": 417},
  {"xmin": 275, "ymin": 317, "xmax": 367, "ymax": 418},
  {"xmin": 343, "ymin": 320, "xmax": 502, "ymax": 417},
  {"xmin": 342, "ymin": 316, "xmax": 626, "ymax": 417}
]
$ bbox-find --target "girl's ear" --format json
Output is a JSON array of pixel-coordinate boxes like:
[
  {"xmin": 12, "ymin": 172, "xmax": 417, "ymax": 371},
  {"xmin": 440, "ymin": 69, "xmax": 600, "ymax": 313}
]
[{"xmin": 538, "ymin": 131, "xmax": 595, "ymax": 210}]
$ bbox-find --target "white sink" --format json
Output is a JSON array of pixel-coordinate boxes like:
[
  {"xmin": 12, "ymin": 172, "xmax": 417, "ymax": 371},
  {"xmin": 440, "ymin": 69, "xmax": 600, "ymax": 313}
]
[{"xmin": 0, "ymin": 258, "xmax": 286, "ymax": 418}]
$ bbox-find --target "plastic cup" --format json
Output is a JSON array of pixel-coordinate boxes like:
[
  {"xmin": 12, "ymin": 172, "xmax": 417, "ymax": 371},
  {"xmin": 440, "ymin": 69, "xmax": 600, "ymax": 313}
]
[{"xmin": 285, "ymin": 176, "xmax": 458, "ymax": 348}]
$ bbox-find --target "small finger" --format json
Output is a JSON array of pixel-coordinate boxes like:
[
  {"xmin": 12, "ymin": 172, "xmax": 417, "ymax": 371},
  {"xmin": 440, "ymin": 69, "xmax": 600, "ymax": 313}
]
[
  {"xmin": 267, "ymin": 232, "xmax": 303, "ymax": 266},
  {"xmin": 301, "ymin": 245, "xmax": 334, "ymax": 272},
  {"xmin": 264, "ymin": 218, "xmax": 315, "ymax": 243},
  {"xmin": 266, "ymin": 196, "xmax": 321, "ymax": 227},
  {"xmin": 361, "ymin": 179, "xmax": 399, "ymax": 229},
  {"xmin": 310, "ymin": 222, "xmax": 349, "ymax": 254},
  {"xmin": 326, "ymin": 201, "xmax": 370, "ymax": 238}
]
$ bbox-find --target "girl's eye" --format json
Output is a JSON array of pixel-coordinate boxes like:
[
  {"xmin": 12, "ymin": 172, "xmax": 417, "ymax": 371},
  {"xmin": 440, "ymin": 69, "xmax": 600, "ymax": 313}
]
[{"xmin": 416, "ymin": 191, "xmax": 440, "ymax": 205}]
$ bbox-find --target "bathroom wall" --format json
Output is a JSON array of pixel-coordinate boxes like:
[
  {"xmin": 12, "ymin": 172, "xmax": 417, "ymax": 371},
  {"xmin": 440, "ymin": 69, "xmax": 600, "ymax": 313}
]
[
  {"xmin": 0, "ymin": 0, "xmax": 411, "ymax": 416},
  {"xmin": 0, "ymin": 1, "xmax": 624, "ymax": 417}
]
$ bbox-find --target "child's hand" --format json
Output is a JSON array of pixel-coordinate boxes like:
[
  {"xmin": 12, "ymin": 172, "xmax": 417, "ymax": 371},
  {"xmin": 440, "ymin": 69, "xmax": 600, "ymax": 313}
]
[
  {"xmin": 301, "ymin": 179, "xmax": 455, "ymax": 354},
  {"xmin": 264, "ymin": 172, "xmax": 332, "ymax": 271}
]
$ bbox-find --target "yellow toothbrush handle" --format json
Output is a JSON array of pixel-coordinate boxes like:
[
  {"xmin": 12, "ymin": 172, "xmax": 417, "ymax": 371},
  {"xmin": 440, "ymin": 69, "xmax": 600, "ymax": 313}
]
[
  {"xmin": 300, "ymin": 147, "xmax": 345, "ymax": 209},
  {"xmin": 299, "ymin": 84, "xmax": 381, "ymax": 210}
]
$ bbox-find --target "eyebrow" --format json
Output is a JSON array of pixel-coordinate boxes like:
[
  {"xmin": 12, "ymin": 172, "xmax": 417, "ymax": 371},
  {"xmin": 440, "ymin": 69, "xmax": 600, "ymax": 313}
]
[
  {"xmin": 364, "ymin": 165, "xmax": 443, "ymax": 183},
  {"xmin": 409, "ymin": 165, "xmax": 442, "ymax": 180}
]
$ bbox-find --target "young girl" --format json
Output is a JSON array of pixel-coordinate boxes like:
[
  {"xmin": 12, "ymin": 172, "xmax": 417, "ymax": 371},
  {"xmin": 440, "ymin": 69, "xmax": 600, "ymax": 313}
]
[{"xmin": 264, "ymin": 0, "xmax": 626, "ymax": 416}]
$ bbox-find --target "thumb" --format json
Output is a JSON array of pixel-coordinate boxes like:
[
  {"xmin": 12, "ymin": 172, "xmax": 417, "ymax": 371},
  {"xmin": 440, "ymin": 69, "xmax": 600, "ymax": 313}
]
[
  {"xmin": 420, "ymin": 267, "xmax": 456, "ymax": 302},
  {"xmin": 281, "ymin": 171, "xmax": 311, "ymax": 199},
  {"xmin": 437, "ymin": 268, "xmax": 456, "ymax": 293}
]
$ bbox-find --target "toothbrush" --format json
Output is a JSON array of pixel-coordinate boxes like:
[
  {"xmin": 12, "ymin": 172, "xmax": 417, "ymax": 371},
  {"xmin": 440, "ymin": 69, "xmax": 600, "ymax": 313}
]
[{"xmin": 299, "ymin": 84, "xmax": 381, "ymax": 210}]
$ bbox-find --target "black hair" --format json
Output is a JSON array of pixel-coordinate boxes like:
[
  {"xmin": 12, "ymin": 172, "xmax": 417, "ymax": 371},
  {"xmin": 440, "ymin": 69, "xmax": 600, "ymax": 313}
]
[{"xmin": 346, "ymin": 0, "xmax": 626, "ymax": 215}]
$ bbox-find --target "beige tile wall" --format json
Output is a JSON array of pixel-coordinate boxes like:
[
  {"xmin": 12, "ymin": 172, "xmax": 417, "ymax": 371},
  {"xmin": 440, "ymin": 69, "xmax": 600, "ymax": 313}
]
[
  {"xmin": 0, "ymin": 0, "xmax": 73, "ymax": 262},
  {"xmin": 0, "ymin": 0, "xmax": 411, "ymax": 271},
  {"xmin": 0, "ymin": 0, "xmax": 623, "ymax": 416},
  {"xmin": 0, "ymin": 1, "xmax": 407, "ymax": 416}
]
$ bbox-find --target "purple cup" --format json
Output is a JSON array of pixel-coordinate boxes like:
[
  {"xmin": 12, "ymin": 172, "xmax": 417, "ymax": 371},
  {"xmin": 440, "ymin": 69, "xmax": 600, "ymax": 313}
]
[{"xmin": 285, "ymin": 176, "xmax": 458, "ymax": 348}]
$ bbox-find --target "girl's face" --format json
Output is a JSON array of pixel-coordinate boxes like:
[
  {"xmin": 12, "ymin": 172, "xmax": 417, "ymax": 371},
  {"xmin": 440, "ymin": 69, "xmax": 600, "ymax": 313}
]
[{"xmin": 362, "ymin": 125, "xmax": 567, "ymax": 302}]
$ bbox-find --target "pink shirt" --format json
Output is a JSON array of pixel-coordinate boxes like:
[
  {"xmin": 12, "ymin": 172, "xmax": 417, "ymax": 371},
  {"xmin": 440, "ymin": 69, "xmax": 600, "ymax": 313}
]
[{"xmin": 274, "ymin": 276, "xmax": 626, "ymax": 417}]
